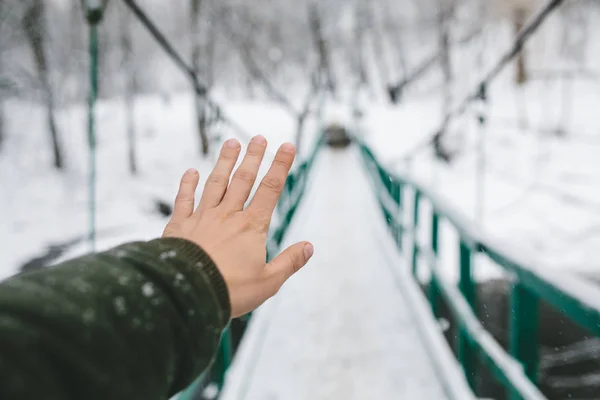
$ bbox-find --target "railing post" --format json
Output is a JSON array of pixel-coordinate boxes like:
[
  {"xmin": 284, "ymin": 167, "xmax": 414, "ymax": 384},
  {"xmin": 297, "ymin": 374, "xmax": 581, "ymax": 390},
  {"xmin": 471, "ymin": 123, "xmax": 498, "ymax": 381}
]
[
  {"xmin": 411, "ymin": 190, "xmax": 421, "ymax": 275},
  {"xmin": 459, "ymin": 241, "xmax": 476, "ymax": 308},
  {"xmin": 219, "ymin": 326, "xmax": 233, "ymax": 390},
  {"xmin": 397, "ymin": 181, "xmax": 403, "ymax": 208},
  {"xmin": 509, "ymin": 281, "xmax": 539, "ymax": 399},
  {"xmin": 397, "ymin": 182, "xmax": 403, "ymax": 250},
  {"xmin": 458, "ymin": 241, "xmax": 477, "ymax": 390},
  {"xmin": 429, "ymin": 212, "xmax": 440, "ymax": 316},
  {"xmin": 457, "ymin": 325, "xmax": 477, "ymax": 391},
  {"xmin": 390, "ymin": 180, "xmax": 403, "ymax": 248}
]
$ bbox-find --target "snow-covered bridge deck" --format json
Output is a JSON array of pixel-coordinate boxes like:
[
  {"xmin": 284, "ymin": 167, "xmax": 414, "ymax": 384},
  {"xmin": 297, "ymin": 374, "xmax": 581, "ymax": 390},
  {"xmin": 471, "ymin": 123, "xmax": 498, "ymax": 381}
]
[{"xmin": 221, "ymin": 146, "xmax": 472, "ymax": 400}]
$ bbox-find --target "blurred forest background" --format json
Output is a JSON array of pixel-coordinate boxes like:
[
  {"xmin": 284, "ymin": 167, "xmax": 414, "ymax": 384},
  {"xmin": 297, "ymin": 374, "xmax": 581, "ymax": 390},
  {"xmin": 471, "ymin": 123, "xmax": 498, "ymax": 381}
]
[
  {"xmin": 2, "ymin": 0, "xmax": 596, "ymax": 167},
  {"xmin": 2, "ymin": 0, "xmax": 600, "ymax": 277},
  {"xmin": 4, "ymin": 2, "xmax": 600, "ymax": 399}
]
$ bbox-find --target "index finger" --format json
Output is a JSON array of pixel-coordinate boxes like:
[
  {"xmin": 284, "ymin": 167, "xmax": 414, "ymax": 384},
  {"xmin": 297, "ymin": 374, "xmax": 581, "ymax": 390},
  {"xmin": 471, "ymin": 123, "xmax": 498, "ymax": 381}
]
[{"xmin": 247, "ymin": 142, "xmax": 296, "ymax": 220}]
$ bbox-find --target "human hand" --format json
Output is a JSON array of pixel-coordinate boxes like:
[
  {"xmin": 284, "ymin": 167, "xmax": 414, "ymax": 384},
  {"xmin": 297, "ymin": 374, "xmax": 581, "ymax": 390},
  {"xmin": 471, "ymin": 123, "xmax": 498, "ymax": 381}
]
[{"xmin": 163, "ymin": 136, "xmax": 314, "ymax": 318}]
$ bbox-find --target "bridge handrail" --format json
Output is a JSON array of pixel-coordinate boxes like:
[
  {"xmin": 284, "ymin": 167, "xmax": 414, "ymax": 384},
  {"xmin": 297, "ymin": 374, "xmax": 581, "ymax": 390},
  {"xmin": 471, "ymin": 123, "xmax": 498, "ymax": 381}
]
[{"xmin": 357, "ymin": 140, "xmax": 600, "ymax": 399}]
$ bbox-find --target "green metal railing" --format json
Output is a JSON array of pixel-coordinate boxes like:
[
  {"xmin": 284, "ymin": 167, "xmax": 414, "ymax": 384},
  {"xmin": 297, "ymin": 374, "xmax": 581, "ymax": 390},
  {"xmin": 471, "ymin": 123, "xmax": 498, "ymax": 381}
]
[
  {"xmin": 358, "ymin": 141, "xmax": 600, "ymax": 400},
  {"xmin": 178, "ymin": 134, "xmax": 324, "ymax": 399},
  {"xmin": 269, "ymin": 134, "xmax": 325, "ymax": 255}
]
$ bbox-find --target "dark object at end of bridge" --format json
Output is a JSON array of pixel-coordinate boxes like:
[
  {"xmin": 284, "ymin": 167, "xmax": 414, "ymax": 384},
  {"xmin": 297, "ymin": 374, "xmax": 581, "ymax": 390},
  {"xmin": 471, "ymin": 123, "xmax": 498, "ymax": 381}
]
[{"xmin": 325, "ymin": 123, "xmax": 352, "ymax": 149}]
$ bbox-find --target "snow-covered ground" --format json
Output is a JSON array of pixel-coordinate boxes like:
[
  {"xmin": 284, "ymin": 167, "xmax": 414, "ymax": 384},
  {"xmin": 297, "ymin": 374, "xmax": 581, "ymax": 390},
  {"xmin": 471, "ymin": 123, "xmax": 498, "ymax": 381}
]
[
  {"xmin": 3, "ymin": 71, "xmax": 600, "ymax": 282},
  {"xmin": 0, "ymin": 94, "xmax": 319, "ymax": 279},
  {"xmin": 2, "ymin": 36, "xmax": 600, "ymax": 400},
  {"xmin": 359, "ymin": 74, "xmax": 600, "ymax": 280}
]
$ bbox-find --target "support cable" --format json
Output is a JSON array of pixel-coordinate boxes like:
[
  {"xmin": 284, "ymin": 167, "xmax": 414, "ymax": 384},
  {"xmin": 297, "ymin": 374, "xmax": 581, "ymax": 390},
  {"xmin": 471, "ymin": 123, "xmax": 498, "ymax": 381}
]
[
  {"xmin": 396, "ymin": 0, "xmax": 564, "ymax": 164},
  {"xmin": 122, "ymin": 0, "xmax": 256, "ymax": 144}
]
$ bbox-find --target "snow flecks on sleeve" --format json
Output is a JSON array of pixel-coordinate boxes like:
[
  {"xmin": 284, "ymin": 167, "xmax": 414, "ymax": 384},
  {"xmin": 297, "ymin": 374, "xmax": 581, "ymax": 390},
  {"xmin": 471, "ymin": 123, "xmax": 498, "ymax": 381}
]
[
  {"xmin": 115, "ymin": 249, "xmax": 127, "ymax": 258},
  {"xmin": 142, "ymin": 282, "xmax": 155, "ymax": 297},
  {"xmin": 82, "ymin": 308, "xmax": 96, "ymax": 324},
  {"xmin": 113, "ymin": 296, "xmax": 127, "ymax": 316},
  {"xmin": 160, "ymin": 250, "xmax": 177, "ymax": 261},
  {"xmin": 71, "ymin": 277, "xmax": 92, "ymax": 294}
]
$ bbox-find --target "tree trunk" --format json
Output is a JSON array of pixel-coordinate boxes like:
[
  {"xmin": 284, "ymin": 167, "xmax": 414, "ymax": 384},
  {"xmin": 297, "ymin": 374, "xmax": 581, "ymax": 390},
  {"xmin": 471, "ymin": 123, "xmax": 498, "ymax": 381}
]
[
  {"xmin": 195, "ymin": 96, "xmax": 209, "ymax": 155},
  {"xmin": 295, "ymin": 113, "xmax": 308, "ymax": 157},
  {"xmin": 23, "ymin": 1, "xmax": 64, "ymax": 169},
  {"xmin": 514, "ymin": 7, "xmax": 528, "ymax": 85},
  {"xmin": 125, "ymin": 95, "xmax": 137, "ymax": 173},
  {"xmin": 366, "ymin": 1, "xmax": 392, "ymax": 88},
  {"xmin": 434, "ymin": 0, "xmax": 454, "ymax": 159},
  {"xmin": 439, "ymin": 0, "xmax": 453, "ymax": 120},
  {"xmin": 378, "ymin": 0, "xmax": 408, "ymax": 88},
  {"xmin": 120, "ymin": 9, "xmax": 137, "ymax": 174},
  {"xmin": 191, "ymin": 0, "xmax": 210, "ymax": 156},
  {"xmin": 0, "ymin": 101, "xmax": 4, "ymax": 150},
  {"xmin": 352, "ymin": 2, "xmax": 370, "ymax": 94},
  {"xmin": 308, "ymin": 4, "xmax": 336, "ymax": 95},
  {"xmin": 205, "ymin": 18, "xmax": 217, "ymax": 92}
]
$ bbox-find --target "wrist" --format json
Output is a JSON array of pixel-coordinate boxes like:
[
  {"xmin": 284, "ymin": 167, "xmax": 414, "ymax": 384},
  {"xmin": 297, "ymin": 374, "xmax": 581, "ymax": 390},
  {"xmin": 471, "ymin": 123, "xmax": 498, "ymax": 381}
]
[{"xmin": 152, "ymin": 237, "xmax": 231, "ymax": 324}]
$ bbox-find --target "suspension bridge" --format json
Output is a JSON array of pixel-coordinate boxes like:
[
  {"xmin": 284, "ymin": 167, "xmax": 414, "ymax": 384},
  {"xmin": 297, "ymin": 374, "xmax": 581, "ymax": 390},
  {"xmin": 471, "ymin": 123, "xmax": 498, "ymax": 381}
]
[{"xmin": 79, "ymin": 0, "xmax": 600, "ymax": 399}]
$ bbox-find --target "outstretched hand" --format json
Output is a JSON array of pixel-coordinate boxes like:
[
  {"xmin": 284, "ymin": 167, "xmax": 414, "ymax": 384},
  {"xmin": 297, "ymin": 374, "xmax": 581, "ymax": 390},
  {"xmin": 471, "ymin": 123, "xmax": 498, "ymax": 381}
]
[{"xmin": 163, "ymin": 136, "xmax": 314, "ymax": 318}]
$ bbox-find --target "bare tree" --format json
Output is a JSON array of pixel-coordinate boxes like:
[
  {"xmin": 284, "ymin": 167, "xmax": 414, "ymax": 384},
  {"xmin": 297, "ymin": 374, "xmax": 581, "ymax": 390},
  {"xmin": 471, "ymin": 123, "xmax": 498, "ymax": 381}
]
[
  {"xmin": 513, "ymin": 6, "xmax": 529, "ymax": 85},
  {"xmin": 504, "ymin": 0, "xmax": 540, "ymax": 86},
  {"xmin": 365, "ymin": 0, "xmax": 395, "ymax": 93},
  {"xmin": 22, "ymin": 0, "xmax": 64, "ymax": 169},
  {"xmin": 0, "ymin": 103, "xmax": 4, "ymax": 149},
  {"xmin": 351, "ymin": 1, "xmax": 370, "ymax": 92},
  {"xmin": 235, "ymin": 34, "xmax": 320, "ymax": 153},
  {"xmin": 120, "ymin": 7, "xmax": 137, "ymax": 174},
  {"xmin": 190, "ymin": 0, "xmax": 210, "ymax": 156},
  {"xmin": 0, "ymin": 1, "xmax": 26, "ymax": 151},
  {"xmin": 308, "ymin": 3, "xmax": 336, "ymax": 96},
  {"xmin": 438, "ymin": 0, "xmax": 454, "ymax": 121}
]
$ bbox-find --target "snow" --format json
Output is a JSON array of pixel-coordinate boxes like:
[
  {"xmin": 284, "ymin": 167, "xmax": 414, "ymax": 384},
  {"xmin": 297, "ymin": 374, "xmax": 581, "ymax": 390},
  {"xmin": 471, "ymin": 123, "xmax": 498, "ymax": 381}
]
[
  {"xmin": 373, "ymin": 210, "xmax": 475, "ymax": 400},
  {"xmin": 3, "ymin": 9, "xmax": 600, "ymax": 393},
  {"xmin": 142, "ymin": 282, "xmax": 155, "ymax": 297},
  {"xmin": 429, "ymin": 262, "xmax": 545, "ymax": 400},
  {"xmin": 221, "ymin": 146, "xmax": 459, "ymax": 400},
  {"xmin": 0, "ymin": 94, "xmax": 316, "ymax": 279},
  {"xmin": 355, "ymin": 72, "xmax": 600, "ymax": 283}
]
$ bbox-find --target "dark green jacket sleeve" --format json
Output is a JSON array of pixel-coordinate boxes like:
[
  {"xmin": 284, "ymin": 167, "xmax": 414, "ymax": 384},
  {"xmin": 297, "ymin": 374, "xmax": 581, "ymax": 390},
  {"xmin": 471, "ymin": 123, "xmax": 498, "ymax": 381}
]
[{"xmin": 0, "ymin": 237, "xmax": 231, "ymax": 400}]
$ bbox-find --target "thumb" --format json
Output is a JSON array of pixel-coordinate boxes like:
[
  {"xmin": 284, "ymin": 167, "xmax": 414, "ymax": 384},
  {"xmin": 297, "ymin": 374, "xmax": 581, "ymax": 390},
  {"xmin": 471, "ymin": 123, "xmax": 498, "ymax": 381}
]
[{"xmin": 265, "ymin": 241, "xmax": 314, "ymax": 290}]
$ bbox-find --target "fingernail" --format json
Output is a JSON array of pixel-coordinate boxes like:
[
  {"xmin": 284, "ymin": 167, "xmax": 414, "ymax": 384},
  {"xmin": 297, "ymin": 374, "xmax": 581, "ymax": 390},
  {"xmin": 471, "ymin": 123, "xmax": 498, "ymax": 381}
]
[
  {"xmin": 252, "ymin": 135, "xmax": 267, "ymax": 145},
  {"xmin": 225, "ymin": 139, "xmax": 240, "ymax": 148},
  {"xmin": 303, "ymin": 243, "xmax": 314, "ymax": 260},
  {"xmin": 186, "ymin": 168, "xmax": 198, "ymax": 175},
  {"xmin": 281, "ymin": 142, "xmax": 295, "ymax": 153}
]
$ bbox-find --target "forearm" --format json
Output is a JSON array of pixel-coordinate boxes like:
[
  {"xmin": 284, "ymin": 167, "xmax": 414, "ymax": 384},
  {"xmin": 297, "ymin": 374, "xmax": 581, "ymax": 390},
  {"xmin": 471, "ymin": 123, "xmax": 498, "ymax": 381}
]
[{"xmin": 0, "ymin": 238, "xmax": 230, "ymax": 400}]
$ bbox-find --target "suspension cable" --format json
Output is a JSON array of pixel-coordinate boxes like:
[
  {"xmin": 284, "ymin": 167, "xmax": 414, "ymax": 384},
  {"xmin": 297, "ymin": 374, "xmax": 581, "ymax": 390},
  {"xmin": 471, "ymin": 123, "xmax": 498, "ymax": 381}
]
[
  {"xmin": 122, "ymin": 0, "xmax": 256, "ymax": 144},
  {"xmin": 397, "ymin": 0, "xmax": 564, "ymax": 163}
]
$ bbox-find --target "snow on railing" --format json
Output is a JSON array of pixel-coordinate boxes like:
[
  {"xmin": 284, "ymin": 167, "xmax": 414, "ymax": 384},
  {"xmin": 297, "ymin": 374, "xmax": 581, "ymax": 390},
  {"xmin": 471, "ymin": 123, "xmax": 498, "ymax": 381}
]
[
  {"xmin": 422, "ymin": 247, "xmax": 546, "ymax": 400},
  {"xmin": 396, "ymin": 167, "xmax": 600, "ymax": 337},
  {"xmin": 357, "ymin": 139, "xmax": 600, "ymax": 400}
]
